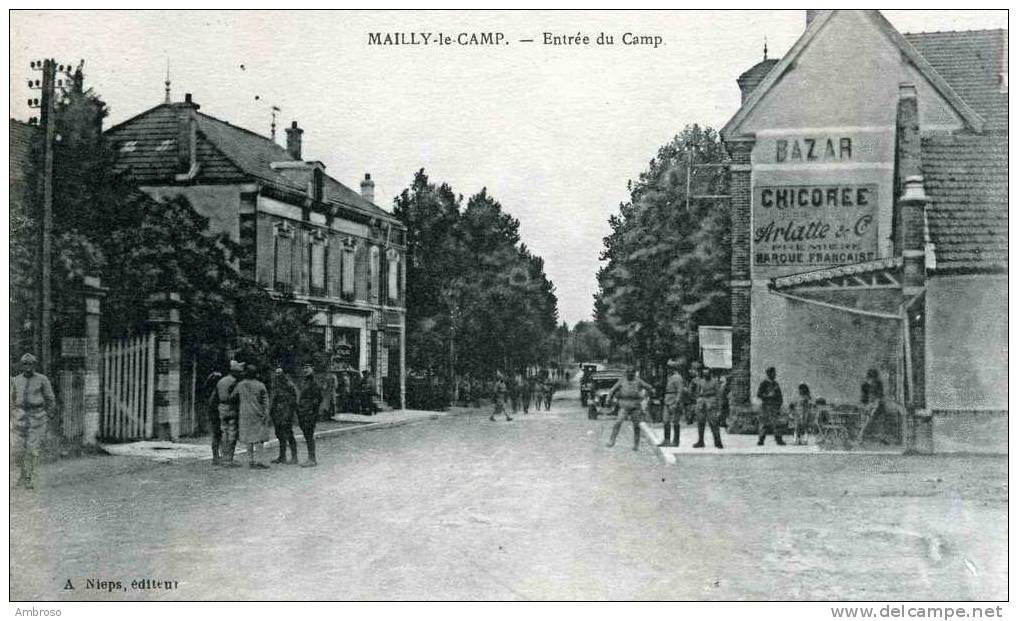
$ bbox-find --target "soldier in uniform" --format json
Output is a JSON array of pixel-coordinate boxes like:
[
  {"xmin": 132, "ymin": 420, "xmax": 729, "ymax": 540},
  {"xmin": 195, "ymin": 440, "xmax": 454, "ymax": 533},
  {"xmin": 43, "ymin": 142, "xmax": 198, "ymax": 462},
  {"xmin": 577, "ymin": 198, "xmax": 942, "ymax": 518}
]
[
  {"xmin": 269, "ymin": 367, "xmax": 299, "ymax": 464},
  {"xmin": 606, "ymin": 367, "xmax": 655, "ymax": 451},
  {"xmin": 756, "ymin": 366, "xmax": 786, "ymax": 446},
  {"xmin": 489, "ymin": 372, "xmax": 513, "ymax": 422},
  {"xmin": 213, "ymin": 360, "xmax": 244, "ymax": 467},
  {"xmin": 297, "ymin": 364, "xmax": 323, "ymax": 467},
  {"xmin": 692, "ymin": 366, "xmax": 725, "ymax": 449},
  {"xmin": 685, "ymin": 360, "xmax": 701, "ymax": 424},
  {"xmin": 507, "ymin": 373, "xmax": 520, "ymax": 415},
  {"xmin": 10, "ymin": 353, "xmax": 55, "ymax": 489},
  {"xmin": 543, "ymin": 372, "xmax": 555, "ymax": 410},
  {"xmin": 658, "ymin": 358, "xmax": 686, "ymax": 447},
  {"xmin": 520, "ymin": 373, "xmax": 533, "ymax": 414},
  {"xmin": 232, "ymin": 362, "xmax": 271, "ymax": 469}
]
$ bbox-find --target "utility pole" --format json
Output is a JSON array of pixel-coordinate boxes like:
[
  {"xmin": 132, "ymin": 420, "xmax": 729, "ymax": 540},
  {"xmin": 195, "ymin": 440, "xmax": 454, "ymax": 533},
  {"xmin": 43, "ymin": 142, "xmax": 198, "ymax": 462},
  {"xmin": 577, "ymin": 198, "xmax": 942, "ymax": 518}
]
[{"xmin": 28, "ymin": 59, "xmax": 59, "ymax": 372}]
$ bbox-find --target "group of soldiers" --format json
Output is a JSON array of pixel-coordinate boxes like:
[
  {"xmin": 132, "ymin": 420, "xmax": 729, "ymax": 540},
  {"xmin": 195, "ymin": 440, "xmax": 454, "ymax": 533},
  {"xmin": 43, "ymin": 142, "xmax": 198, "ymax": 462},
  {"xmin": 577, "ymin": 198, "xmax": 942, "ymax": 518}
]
[
  {"xmin": 483, "ymin": 371, "xmax": 558, "ymax": 422},
  {"xmin": 604, "ymin": 359, "xmax": 730, "ymax": 452},
  {"xmin": 207, "ymin": 360, "xmax": 327, "ymax": 468}
]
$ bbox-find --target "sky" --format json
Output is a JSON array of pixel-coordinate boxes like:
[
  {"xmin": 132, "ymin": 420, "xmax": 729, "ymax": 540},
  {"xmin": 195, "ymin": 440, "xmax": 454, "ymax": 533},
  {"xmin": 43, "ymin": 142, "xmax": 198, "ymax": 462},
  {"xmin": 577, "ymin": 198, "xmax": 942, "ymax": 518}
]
[{"xmin": 9, "ymin": 10, "xmax": 1008, "ymax": 326}]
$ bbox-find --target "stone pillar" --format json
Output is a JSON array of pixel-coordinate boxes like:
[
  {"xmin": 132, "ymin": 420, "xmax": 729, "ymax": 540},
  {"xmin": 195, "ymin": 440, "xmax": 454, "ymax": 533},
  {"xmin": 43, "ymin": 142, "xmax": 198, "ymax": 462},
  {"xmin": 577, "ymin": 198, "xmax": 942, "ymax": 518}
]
[
  {"xmin": 147, "ymin": 292, "xmax": 183, "ymax": 440},
  {"xmin": 726, "ymin": 138, "xmax": 755, "ymax": 408},
  {"xmin": 81, "ymin": 277, "xmax": 105, "ymax": 444},
  {"xmin": 57, "ymin": 276, "xmax": 107, "ymax": 444},
  {"xmin": 399, "ymin": 311, "xmax": 406, "ymax": 411}
]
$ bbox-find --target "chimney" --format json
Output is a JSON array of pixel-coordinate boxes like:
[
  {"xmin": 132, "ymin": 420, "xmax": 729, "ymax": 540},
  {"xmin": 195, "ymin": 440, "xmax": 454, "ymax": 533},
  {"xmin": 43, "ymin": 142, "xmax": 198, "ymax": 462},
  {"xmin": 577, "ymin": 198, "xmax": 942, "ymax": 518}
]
[
  {"xmin": 806, "ymin": 10, "xmax": 823, "ymax": 28},
  {"xmin": 285, "ymin": 121, "xmax": 303, "ymax": 160},
  {"xmin": 360, "ymin": 173, "xmax": 375, "ymax": 204},
  {"xmin": 176, "ymin": 93, "xmax": 199, "ymax": 176},
  {"xmin": 895, "ymin": 84, "xmax": 927, "ymax": 287}
]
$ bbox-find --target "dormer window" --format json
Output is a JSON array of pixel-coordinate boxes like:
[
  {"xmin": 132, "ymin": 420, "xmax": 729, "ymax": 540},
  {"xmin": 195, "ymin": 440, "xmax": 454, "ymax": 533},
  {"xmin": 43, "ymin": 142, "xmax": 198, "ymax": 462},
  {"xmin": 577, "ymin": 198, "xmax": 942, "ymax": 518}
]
[{"xmin": 312, "ymin": 167, "xmax": 325, "ymax": 203}]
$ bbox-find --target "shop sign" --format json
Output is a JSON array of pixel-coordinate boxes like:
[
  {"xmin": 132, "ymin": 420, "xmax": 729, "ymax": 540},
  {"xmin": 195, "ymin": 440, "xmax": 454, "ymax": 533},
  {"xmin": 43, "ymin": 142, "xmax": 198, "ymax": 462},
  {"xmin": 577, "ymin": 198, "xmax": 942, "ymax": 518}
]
[{"xmin": 753, "ymin": 184, "xmax": 877, "ymax": 267}]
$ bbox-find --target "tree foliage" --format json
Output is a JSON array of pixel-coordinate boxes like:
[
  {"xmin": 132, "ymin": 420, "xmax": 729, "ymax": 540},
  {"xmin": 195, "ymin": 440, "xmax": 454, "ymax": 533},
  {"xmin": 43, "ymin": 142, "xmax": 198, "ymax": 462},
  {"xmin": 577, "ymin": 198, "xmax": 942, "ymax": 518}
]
[
  {"xmin": 594, "ymin": 125, "xmax": 731, "ymax": 375},
  {"xmin": 394, "ymin": 170, "xmax": 559, "ymax": 379}
]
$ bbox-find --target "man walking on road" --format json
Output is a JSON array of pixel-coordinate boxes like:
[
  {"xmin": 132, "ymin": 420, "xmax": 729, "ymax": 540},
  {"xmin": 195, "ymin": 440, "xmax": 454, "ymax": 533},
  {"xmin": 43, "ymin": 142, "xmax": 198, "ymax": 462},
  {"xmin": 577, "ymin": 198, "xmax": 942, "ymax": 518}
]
[
  {"xmin": 269, "ymin": 367, "xmax": 299, "ymax": 464},
  {"xmin": 10, "ymin": 353, "xmax": 55, "ymax": 489},
  {"xmin": 489, "ymin": 372, "xmax": 513, "ymax": 422},
  {"xmin": 756, "ymin": 367, "xmax": 786, "ymax": 446},
  {"xmin": 213, "ymin": 360, "xmax": 244, "ymax": 467},
  {"xmin": 297, "ymin": 364, "xmax": 323, "ymax": 467},
  {"xmin": 692, "ymin": 366, "xmax": 724, "ymax": 449},
  {"xmin": 520, "ymin": 373, "xmax": 533, "ymax": 414},
  {"xmin": 606, "ymin": 367, "xmax": 655, "ymax": 451},
  {"xmin": 543, "ymin": 374, "xmax": 555, "ymax": 411},
  {"xmin": 659, "ymin": 358, "xmax": 686, "ymax": 447},
  {"xmin": 233, "ymin": 363, "xmax": 271, "ymax": 469}
]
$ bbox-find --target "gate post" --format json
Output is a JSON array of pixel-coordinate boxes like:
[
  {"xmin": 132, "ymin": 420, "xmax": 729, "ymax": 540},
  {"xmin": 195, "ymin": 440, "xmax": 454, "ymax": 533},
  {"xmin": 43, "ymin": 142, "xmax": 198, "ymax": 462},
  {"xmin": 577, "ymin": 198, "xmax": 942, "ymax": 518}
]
[
  {"xmin": 147, "ymin": 292, "xmax": 183, "ymax": 440},
  {"xmin": 81, "ymin": 276, "xmax": 105, "ymax": 444}
]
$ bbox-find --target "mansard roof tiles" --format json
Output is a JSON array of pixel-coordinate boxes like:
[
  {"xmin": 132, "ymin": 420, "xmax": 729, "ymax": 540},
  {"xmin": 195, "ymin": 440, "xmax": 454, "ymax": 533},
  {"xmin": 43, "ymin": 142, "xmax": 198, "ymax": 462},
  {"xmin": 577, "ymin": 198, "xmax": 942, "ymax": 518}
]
[
  {"xmin": 921, "ymin": 132, "xmax": 1008, "ymax": 272},
  {"xmin": 106, "ymin": 103, "xmax": 398, "ymax": 224}
]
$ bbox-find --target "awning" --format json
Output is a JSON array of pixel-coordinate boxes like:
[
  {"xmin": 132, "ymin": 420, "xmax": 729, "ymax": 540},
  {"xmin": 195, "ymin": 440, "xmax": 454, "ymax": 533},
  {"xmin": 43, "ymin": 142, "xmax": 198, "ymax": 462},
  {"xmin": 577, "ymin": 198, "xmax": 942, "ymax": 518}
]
[{"xmin": 769, "ymin": 257, "xmax": 902, "ymax": 292}]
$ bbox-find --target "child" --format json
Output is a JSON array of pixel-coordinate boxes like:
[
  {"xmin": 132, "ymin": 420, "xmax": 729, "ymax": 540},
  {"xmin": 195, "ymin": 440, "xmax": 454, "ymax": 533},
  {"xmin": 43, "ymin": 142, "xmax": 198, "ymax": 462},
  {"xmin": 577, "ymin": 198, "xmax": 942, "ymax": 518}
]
[{"xmin": 792, "ymin": 383, "xmax": 813, "ymax": 445}]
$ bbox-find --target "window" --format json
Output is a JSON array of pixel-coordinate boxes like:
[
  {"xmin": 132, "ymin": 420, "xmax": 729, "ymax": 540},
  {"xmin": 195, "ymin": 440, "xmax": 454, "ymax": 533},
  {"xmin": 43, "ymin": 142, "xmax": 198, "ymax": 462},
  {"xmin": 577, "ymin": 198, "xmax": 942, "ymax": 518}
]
[
  {"xmin": 309, "ymin": 232, "xmax": 326, "ymax": 297},
  {"xmin": 341, "ymin": 239, "xmax": 356, "ymax": 300},
  {"xmin": 273, "ymin": 222, "xmax": 294, "ymax": 292},
  {"xmin": 386, "ymin": 249, "xmax": 400, "ymax": 304},
  {"xmin": 369, "ymin": 246, "xmax": 380, "ymax": 303}
]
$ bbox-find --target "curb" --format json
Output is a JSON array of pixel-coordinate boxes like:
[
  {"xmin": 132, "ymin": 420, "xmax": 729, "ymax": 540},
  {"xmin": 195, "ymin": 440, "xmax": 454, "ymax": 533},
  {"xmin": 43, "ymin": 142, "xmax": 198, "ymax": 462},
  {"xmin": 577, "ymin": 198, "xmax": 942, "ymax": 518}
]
[
  {"xmin": 204, "ymin": 409, "xmax": 463, "ymax": 461},
  {"xmin": 639, "ymin": 422, "xmax": 676, "ymax": 465}
]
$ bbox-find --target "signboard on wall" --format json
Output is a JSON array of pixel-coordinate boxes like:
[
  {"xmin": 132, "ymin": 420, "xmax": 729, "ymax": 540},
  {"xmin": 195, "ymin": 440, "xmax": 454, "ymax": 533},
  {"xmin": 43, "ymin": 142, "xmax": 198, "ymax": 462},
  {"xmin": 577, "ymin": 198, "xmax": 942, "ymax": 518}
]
[{"xmin": 753, "ymin": 184, "xmax": 878, "ymax": 267}]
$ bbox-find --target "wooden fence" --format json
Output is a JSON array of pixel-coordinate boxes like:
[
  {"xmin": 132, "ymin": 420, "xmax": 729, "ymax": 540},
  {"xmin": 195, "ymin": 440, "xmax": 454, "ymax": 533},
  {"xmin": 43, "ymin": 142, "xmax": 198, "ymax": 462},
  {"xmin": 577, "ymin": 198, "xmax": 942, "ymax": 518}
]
[{"xmin": 100, "ymin": 333, "xmax": 155, "ymax": 441}]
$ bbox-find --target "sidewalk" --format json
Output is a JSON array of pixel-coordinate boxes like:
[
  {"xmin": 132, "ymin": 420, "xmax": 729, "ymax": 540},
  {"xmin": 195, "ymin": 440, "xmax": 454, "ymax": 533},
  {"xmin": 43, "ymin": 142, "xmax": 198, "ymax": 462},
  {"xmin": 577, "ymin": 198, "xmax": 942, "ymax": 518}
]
[
  {"xmin": 639, "ymin": 423, "xmax": 901, "ymax": 465},
  {"xmin": 101, "ymin": 409, "xmax": 455, "ymax": 462},
  {"xmin": 13, "ymin": 408, "xmax": 455, "ymax": 489}
]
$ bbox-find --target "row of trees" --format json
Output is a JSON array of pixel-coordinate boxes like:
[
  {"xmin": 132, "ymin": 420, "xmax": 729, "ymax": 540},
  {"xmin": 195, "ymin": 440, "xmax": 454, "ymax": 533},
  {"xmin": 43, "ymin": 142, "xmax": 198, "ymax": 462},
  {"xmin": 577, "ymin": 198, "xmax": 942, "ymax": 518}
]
[
  {"xmin": 594, "ymin": 124, "xmax": 731, "ymax": 375},
  {"xmin": 394, "ymin": 170, "xmax": 560, "ymax": 380}
]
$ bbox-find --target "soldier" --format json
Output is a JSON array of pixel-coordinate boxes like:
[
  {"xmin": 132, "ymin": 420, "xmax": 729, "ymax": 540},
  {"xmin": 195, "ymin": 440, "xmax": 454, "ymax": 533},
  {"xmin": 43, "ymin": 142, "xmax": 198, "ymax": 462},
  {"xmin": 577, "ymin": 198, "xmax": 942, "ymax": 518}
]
[
  {"xmin": 520, "ymin": 373, "xmax": 533, "ymax": 414},
  {"xmin": 692, "ymin": 366, "xmax": 725, "ymax": 449},
  {"xmin": 10, "ymin": 353, "xmax": 55, "ymax": 489},
  {"xmin": 756, "ymin": 366, "xmax": 786, "ymax": 446},
  {"xmin": 359, "ymin": 369, "xmax": 377, "ymax": 415},
  {"xmin": 532, "ymin": 373, "xmax": 545, "ymax": 412},
  {"xmin": 297, "ymin": 364, "xmax": 323, "ymax": 467},
  {"xmin": 658, "ymin": 358, "xmax": 686, "ymax": 447},
  {"xmin": 543, "ymin": 372, "xmax": 555, "ymax": 410},
  {"xmin": 269, "ymin": 367, "xmax": 299, "ymax": 464},
  {"xmin": 685, "ymin": 360, "xmax": 701, "ymax": 424},
  {"xmin": 606, "ymin": 367, "xmax": 655, "ymax": 451},
  {"xmin": 214, "ymin": 360, "xmax": 244, "ymax": 467},
  {"xmin": 232, "ymin": 362, "xmax": 271, "ymax": 469},
  {"xmin": 489, "ymin": 372, "xmax": 513, "ymax": 422},
  {"xmin": 507, "ymin": 373, "xmax": 520, "ymax": 415}
]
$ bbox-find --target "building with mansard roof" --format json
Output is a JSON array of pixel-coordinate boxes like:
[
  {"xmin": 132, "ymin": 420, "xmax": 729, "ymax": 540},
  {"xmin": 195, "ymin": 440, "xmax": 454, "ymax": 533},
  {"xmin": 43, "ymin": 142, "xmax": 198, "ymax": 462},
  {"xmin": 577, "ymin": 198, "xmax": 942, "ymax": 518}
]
[
  {"xmin": 106, "ymin": 94, "xmax": 407, "ymax": 407},
  {"xmin": 721, "ymin": 10, "xmax": 1006, "ymax": 448}
]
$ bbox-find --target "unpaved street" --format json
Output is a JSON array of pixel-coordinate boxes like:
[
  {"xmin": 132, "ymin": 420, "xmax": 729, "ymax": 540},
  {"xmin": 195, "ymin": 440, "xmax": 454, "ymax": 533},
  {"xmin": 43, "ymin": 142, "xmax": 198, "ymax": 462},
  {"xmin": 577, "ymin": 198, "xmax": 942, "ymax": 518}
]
[{"xmin": 10, "ymin": 392, "xmax": 1007, "ymax": 600}]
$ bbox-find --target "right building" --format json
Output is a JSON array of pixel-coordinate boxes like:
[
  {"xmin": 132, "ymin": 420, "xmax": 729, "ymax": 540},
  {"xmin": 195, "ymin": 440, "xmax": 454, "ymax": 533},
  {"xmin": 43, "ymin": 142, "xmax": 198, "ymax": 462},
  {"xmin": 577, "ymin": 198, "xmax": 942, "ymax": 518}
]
[{"xmin": 720, "ymin": 10, "xmax": 1007, "ymax": 443}]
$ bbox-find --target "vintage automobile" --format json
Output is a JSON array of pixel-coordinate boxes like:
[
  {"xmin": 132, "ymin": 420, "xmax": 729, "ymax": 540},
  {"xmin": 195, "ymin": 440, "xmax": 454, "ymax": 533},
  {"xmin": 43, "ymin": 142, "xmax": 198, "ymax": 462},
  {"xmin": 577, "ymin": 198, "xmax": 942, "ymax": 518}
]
[
  {"xmin": 587, "ymin": 370, "xmax": 624, "ymax": 419},
  {"xmin": 579, "ymin": 364, "xmax": 600, "ymax": 407}
]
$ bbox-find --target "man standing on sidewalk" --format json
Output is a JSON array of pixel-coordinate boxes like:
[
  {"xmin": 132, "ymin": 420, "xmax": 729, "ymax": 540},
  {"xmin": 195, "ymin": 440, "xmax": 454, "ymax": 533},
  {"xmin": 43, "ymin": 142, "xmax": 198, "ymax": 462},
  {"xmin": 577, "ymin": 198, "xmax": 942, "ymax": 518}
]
[
  {"xmin": 233, "ymin": 363, "xmax": 271, "ymax": 469},
  {"xmin": 297, "ymin": 364, "xmax": 323, "ymax": 467},
  {"xmin": 606, "ymin": 367, "xmax": 655, "ymax": 451},
  {"xmin": 10, "ymin": 353, "xmax": 55, "ymax": 490},
  {"xmin": 214, "ymin": 360, "xmax": 244, "ymax": 467},
  {"xmin": 756, "ymin": 366, "xmax": 786, "ymax": 446},
  {"xmin": 269, "ymin": 367, "xmax": 299, "ymax": 464},
  {"xmin": 659, "ymin": 358, "xmax": 686, "ymax": 447},
  {"xmin": 692, "ymin": 366, "xmax": 724, "ymax": 449}
]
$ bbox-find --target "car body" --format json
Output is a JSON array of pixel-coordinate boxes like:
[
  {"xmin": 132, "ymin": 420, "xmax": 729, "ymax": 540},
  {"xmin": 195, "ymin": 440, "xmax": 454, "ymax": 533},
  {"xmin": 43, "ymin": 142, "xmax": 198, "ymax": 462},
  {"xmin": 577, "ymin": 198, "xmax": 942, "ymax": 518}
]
[
  {"xmin": 587, "ymin": 370, "xmax": 624, "ymax": 419},
  {"xmin": 579, "ymin": 364, "xmax": 600, "ymax": 406}
]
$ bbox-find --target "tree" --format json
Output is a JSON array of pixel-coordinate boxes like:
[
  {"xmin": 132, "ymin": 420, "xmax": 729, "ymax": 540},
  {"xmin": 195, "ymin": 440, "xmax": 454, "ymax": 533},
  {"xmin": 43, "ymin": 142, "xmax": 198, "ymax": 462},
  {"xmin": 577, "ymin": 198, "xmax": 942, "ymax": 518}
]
[
  {"xmin": 594, "ymin": 124, "xmax": 730, "ymax": 376},
  {"xmin": 393, "ymin": 170, "xmax": 559, "ymax": 383}
]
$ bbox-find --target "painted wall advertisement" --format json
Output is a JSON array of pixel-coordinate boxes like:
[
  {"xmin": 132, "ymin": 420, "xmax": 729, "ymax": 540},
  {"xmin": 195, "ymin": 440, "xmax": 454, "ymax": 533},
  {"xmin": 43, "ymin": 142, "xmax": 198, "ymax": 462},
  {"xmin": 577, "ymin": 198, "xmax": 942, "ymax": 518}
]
[{"xmin": 752, "ymin": 183, "xmax": 878, "ymax": 267}]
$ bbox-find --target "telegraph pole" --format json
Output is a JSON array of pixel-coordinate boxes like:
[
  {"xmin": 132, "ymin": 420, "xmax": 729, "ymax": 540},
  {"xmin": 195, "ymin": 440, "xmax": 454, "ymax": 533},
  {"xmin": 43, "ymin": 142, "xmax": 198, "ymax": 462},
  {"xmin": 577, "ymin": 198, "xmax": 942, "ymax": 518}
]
[{"xmin": 28, "ymin": 59, "xmax": 57, "ymax": 372}]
